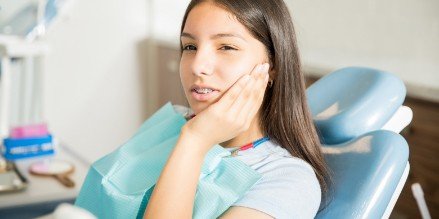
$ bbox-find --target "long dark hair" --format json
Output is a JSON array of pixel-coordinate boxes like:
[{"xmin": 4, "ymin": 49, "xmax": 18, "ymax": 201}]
[{"xmin": 180, "ymin": 0, "xmax": 331, "ymax": 207}]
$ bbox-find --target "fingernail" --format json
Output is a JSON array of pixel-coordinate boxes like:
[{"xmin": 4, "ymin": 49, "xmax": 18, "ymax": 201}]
[{"xmin": 264, "ymin": 63, "xmax": 270, "ymax": 72}]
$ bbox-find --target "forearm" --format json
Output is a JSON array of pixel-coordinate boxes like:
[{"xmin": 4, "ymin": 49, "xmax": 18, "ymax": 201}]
[{"xmin": 144, "ymin": 129, "xmax": 212, "ymax": 219}]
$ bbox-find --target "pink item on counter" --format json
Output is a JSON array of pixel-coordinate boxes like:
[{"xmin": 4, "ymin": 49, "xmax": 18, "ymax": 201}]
[{"xmin": 10, "ymin": 124, "xmax": 49, "ymax": 138}]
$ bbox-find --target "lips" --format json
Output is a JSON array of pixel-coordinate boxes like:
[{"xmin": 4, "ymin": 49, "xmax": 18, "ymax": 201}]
[
  {"xmin": 190, "ymin": 84, "xmax": 219, "ymax": 92},
  {"xmin": 190, "ymin": 84, "xmax": 220, "ymax": 101}
]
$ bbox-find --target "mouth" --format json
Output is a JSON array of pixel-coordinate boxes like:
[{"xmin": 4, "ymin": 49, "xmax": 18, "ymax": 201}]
[{"xmin": 190, "ymin": 85, "xmax": 220, "ymax": 101}]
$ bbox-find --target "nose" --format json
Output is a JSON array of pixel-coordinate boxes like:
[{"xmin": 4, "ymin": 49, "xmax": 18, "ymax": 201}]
[{"xmin": 191, "ymin": 48, "xmax": 214, "ymax": 76}]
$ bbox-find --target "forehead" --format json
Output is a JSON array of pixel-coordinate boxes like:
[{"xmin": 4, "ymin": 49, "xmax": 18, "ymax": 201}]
[{"xmin": 182, "ymin": 2, "xmax": 253, "ymax": 39}]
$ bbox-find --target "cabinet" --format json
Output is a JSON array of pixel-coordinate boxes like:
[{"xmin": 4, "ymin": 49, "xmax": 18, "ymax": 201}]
[{"xmin": 145, "ymin": 40, "xmax": 188, "ymax": 116}]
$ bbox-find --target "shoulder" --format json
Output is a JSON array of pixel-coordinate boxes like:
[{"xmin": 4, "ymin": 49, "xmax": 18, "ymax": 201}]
[{"xmin": 232, "ymin": 142, "xmax": 322, "ymax": 219}]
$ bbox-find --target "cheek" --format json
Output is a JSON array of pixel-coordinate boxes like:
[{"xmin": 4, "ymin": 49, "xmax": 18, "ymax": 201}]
[
  {"xmin": 179, "ymin": 57, "xmax": 191, "ymax": 90},
  {"xmin": 216, "ymin": 56, "xmax": 256, "ymax": 88}
]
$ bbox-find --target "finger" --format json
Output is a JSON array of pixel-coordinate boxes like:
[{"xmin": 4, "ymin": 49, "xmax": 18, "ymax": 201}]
[
  {"xmin": 252, "ymin": 63, "xmax": 269, "ymax": 92},
  {"xmin": 212, "ymin": 73, "xmax": 251, "ymax": 111},
  {"xmin": 216, "ymin": 64, "xmax": 264, "ymax": 109},
  {"xmin": 226, "ymin": 63, "xmax": 265, "ymax": 113},
  {"xmin": 227, "ymin": 74, "xmax": 257, "ymax": 117},
  {"xmin": 235, "ymin": 63, "xmax": 268, "ymax": 107},
  {"xmin": 236, "ymin": 63, "xmax": 270, "ymax": 121},
  {"xmin": 245, "ymin": 77, "xmax": 269, "ymax": 122}
]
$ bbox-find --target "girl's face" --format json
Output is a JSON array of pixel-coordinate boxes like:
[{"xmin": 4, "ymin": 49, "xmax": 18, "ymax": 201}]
[{"xmin": 180, "ymin": 2, "xmax": 269, "ymax": 115}]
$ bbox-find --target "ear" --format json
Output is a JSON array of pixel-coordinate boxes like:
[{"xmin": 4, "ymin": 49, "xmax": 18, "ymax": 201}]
[{"xmin": 268, "ymin": 63, "xmax": 276, "ymax": 79}]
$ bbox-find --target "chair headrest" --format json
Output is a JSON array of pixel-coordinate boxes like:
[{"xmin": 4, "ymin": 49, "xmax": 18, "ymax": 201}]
[{"xmin": 307, "ymin": 66, "xmax": 406, "ymax": 145}]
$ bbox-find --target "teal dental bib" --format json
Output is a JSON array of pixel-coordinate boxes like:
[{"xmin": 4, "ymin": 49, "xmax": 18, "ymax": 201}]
[{"xmin": 75, "ymin": 103, "xmax": 262, "ymax": 218}]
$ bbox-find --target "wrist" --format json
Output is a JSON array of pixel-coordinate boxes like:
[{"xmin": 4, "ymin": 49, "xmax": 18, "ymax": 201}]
[{"xmin": 179, "ymin": 126, "xmax": 215, "ymax": 155}]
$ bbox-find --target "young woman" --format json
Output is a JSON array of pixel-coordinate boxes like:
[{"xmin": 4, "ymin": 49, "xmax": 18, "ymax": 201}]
[{"xmin": 144, "ymin": 0, "xmax": 330, "ymax": 218}]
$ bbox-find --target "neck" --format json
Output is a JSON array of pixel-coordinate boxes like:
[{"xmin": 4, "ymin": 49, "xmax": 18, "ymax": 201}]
[{"xmin": 219, "ymin": 113, "xmax": 264, "ymax": 148}]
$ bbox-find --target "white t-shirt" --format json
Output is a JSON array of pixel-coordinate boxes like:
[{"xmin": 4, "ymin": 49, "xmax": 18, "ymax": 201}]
[{"xmin": 224, "ymin": 140, "xmax": 321, "ymax": 219}]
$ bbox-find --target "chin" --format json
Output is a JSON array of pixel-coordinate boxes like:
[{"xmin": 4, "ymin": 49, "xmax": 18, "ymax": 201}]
[
  {"xmin": 189, "ymin": 100, "xmax": 215, "ymax": 115},
  {"xmin": 189, "ymin": 102, "xmax": 209, "ymax": 115},
  {"xmin": 186, "ymin": 91, "xmax": 224, "ymax": 115}
]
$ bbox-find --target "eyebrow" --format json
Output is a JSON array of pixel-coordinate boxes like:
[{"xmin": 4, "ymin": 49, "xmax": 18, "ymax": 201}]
[{"xmin": 180, "ymin": 32, "xmax": 247, "ymax": 42}]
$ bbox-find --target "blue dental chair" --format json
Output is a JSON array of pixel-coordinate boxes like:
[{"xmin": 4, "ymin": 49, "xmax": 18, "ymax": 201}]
[{"xmin": 307, "ymin": 67, "xmax": 411, "ymax": 219}]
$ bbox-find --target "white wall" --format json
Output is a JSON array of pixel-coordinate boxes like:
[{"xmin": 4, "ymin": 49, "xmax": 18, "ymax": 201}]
[
  {"xmin": 43, "ymin": 0, "xmax": 149, "ymax": 163},
  {"xmin": 149, "ymin": 0, "xmax": 190, "ymax": 43},
  {"xmin": 286, "ymin": 0, "xmax": 439, "ymax": 101}
]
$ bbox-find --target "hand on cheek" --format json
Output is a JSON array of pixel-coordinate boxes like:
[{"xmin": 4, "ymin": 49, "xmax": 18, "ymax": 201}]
[{"xmin": 183, "ymin": 63, "xmax": 270, "ymax": 150}]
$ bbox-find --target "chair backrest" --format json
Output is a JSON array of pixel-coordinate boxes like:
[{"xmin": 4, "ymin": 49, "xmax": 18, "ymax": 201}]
[
  {"xmin": 306, "ymin": 66, "xmax": 406, "ymax": 145},
  {"xmin": 316, "ymin": 131, "xmax": 409, "ymax": 218},
  {"xmin": 307, "ymin": 67, "xmax": 410, "ymax": 219}
]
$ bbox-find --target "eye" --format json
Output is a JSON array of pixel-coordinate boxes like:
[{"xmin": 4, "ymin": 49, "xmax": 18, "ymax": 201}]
[
  {"xmin": 182, "ymin": 44, "xmax": 197, "ymax": 51},
  {"xmin": 219, "ymin": 45, "xmax": 237, "ymax": 51}
]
